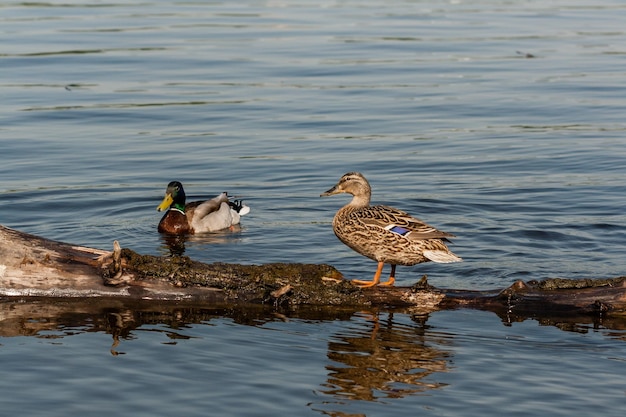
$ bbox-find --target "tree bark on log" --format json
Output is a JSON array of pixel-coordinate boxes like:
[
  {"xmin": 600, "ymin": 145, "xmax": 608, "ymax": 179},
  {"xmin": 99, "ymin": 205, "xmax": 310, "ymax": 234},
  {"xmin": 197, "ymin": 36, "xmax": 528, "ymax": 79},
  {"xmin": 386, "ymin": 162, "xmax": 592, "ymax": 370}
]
[{"xmin": 1, "ymin": 224, "xmax": 625, "ymax": 318}]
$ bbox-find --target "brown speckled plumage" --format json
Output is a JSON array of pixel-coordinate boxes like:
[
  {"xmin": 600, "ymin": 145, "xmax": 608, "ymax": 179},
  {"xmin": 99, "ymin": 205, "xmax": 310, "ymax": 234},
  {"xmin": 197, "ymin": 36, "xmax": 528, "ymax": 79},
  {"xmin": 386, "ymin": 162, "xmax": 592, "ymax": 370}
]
[{"xmin": 321, "ymin": 172, "xmax": 461, "ymax": 287}]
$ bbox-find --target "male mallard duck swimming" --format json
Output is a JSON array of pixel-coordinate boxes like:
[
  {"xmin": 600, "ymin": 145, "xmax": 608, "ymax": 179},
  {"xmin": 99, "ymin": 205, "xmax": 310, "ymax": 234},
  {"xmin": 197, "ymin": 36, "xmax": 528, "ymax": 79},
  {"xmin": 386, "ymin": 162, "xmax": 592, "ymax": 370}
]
[
  {"xmin": 321, "ymin": 172, "xmax": 461, "ymax": 287},
  {"xmin": 156, "ymin": 181, "xmax": 250, "ymax": 234}
]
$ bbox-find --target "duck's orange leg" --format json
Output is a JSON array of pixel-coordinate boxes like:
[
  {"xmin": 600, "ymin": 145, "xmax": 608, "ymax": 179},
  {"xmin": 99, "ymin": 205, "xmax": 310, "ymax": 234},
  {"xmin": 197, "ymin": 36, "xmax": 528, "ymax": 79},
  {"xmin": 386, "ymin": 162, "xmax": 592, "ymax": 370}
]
[
  {"xmin": 380, "ymin": 264, "xmax": 396, "ymax": 286},
  {"xmin": 352, "ymin": 262, "xmax": 384, "ymax": 288}
]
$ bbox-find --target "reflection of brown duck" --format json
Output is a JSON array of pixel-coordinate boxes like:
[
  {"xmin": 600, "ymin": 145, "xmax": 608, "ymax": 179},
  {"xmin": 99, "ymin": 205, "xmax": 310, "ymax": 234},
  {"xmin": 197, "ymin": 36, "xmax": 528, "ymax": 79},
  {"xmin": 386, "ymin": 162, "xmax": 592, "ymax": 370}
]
[
  {"xmin": 323, "ymin": 313, "xmax": 450, "ymax": 401},
  {"xmin": 321, "ymin": 172, "xmax": 461, "ymax": 287},
  {"xmin": 157, "ymin": 181, "xmax": 250, "ymax": 234}
]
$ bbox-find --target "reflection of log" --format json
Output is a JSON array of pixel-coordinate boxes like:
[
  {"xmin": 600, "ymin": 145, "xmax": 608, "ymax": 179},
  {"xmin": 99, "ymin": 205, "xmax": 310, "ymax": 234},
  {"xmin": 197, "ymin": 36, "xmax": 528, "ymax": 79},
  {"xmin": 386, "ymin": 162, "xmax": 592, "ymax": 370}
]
[{"xmin": 1, "ymin": 224, "xmax": 625, "ymax": 317}]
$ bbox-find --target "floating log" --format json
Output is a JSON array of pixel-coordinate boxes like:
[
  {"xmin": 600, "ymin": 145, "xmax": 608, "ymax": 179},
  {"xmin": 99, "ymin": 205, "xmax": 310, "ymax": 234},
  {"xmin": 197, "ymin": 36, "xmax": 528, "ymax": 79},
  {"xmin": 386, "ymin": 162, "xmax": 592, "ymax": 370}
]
[{"xmin": 1, "ymin": 224, "xmax": 625, "ymax": 318}]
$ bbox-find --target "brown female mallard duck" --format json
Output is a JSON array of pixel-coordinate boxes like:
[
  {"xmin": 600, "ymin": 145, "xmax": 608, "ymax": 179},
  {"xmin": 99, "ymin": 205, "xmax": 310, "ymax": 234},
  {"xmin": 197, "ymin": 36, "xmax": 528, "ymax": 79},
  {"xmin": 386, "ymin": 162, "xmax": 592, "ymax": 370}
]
[
  {"xmin": 156, "ymin": 181, "xmax": 250, "ymax": 234},
  {"xmin": 321, "ymin": 172, "xmax": 461, "ymax": 287}
]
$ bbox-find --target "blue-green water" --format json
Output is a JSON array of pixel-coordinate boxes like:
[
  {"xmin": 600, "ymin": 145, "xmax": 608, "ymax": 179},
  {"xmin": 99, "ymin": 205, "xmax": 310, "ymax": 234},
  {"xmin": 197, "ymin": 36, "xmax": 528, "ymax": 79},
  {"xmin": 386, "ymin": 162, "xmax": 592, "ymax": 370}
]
[{"xmin": 1, "ymin": 1, "xmax": 625, "ymax": 416}]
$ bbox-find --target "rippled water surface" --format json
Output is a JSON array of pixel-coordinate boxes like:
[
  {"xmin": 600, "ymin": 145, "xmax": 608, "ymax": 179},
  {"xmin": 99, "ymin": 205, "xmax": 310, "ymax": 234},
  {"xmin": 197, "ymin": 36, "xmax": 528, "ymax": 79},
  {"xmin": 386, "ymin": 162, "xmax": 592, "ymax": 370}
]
[{"xmin": 1, "ymin": 1, "xmax": 625, "ymax": 416}]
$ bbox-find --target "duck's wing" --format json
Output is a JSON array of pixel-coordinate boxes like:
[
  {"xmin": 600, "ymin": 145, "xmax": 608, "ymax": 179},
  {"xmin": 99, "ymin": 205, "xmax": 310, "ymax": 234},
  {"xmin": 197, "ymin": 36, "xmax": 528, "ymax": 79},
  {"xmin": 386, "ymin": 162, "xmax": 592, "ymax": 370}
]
[
  {"xmin": 190, "ymin": 193, "xmax": 229, "ymax": 220},
  {"xmin": 190, "ymin": 193, "xmax": 245, "ymax": 232},
  {"xmin": 358, "ymin": 205, "xmax": 455, "ymax": 240}
]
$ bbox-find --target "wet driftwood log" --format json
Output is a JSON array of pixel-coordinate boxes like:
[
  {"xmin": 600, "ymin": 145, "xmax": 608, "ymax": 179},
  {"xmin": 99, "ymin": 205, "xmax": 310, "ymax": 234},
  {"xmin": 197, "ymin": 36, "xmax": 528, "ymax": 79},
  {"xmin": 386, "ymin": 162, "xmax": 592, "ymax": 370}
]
[{"xmin": 1, "ymin": 224, "xmax": 625, "ymax": 317}]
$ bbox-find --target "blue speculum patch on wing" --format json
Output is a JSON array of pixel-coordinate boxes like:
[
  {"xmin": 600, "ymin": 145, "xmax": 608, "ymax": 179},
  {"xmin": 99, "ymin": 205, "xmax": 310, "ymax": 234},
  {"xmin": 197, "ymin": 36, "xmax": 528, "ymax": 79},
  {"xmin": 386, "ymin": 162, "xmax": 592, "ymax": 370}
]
[{"xmin": 386, "ymin": 225, "xmax": 411, "ymax": 236}]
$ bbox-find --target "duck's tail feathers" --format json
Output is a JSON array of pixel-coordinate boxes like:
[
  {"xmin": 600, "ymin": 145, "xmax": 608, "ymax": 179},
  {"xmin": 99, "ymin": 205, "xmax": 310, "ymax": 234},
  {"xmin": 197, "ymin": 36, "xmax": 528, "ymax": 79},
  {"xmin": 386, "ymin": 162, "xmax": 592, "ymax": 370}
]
[
  {"xmin": 229, "ymin": 199, "xmax": 250, "ymax": 216},
  {"xmin": 423, "ymin": 250, "xmax": 462, "ymax": 263}
]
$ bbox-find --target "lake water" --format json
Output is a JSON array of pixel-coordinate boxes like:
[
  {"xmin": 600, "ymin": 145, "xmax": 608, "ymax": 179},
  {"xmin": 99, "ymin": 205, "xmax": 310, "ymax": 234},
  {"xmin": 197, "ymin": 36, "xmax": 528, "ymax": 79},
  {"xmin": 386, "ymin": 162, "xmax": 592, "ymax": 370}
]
[{"xmin": 1, "ymin": 0, "xmax": 625, "ymax": 415}]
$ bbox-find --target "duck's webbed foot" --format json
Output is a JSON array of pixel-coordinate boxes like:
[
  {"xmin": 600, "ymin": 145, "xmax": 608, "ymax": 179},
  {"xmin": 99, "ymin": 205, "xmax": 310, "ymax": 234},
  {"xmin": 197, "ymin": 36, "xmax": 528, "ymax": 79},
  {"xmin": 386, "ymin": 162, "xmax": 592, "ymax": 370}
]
[
  {"xmin": 351, "ymin": 278, "xmax": 378, "ymax": 288},
  {"xmin": 352, "ymin": 262, "xmax": 395, "ymax": 288}
]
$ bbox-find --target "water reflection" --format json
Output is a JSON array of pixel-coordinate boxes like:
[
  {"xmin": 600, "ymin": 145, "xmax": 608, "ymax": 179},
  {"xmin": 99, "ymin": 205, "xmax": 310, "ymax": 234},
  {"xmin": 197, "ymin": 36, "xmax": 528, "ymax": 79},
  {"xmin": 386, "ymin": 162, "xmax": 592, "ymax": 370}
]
[
  {"xmin": 322, "ymin": 312, "xmax": 450, "ymax": 401},
  {"xmin": 3, "ymin": 299, "xmax": 626, "ymax": 342},
  {"xmin": 2, "ymin": 299, "xmax": 626, "ymax": 406},
  {"xmin": 158, "ymin": 225, "xmax": 243, "ymax": 255}
]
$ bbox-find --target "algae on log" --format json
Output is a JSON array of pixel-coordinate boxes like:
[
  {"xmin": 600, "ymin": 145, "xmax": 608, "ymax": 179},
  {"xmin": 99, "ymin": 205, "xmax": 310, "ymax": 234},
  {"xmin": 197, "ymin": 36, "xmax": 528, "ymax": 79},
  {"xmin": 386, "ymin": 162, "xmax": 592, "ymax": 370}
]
[
  {"xmin": 110, "ymin": 248, "xmax": 365, "ymax": 306},
  {"xmin": 1, "ymin": 224, "xmax": 626, "ymax": 316}
]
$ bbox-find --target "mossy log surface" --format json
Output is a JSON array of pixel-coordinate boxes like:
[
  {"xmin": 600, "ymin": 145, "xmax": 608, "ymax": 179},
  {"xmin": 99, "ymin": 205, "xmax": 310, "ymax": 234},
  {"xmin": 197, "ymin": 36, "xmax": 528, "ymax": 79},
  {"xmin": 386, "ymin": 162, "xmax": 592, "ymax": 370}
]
[{"xmin": 1, "ymin": 224, "xmax": 625, "ymax": 317}]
